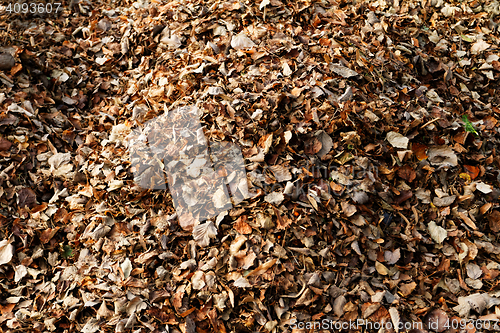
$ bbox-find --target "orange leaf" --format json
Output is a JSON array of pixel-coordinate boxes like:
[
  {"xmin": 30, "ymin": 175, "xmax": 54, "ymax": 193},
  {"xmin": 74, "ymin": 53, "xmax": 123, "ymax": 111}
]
[
  {"xmin": 464, "ymin": 165, "xmax": 480, "ymax": 180},
  {"xmin": 234, "ymin": 216, "xmax": 252, "ymax": 234},
  {"xmin": 411, "ymin": 143, "xmax": 428, "ymax": 160}
]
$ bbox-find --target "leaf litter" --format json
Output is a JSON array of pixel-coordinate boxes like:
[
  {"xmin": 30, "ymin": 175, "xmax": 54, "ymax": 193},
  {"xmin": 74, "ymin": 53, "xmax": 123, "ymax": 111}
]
[{"xmin": 1, "ymin": 0, "xmax": 500, "ymax": 332}]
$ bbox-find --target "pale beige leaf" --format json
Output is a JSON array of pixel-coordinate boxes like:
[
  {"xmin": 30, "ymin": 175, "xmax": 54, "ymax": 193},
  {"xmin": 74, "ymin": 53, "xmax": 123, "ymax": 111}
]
[
  {"xmin": 0, "ymin": 239, "xmax": 14, "ymax": 266},
  {"xmin": 231, "ymin": 33, "xmax": 255, "ymax": 50},
  {"xmin": 121, "ymin": 258, "xmax": 132, "ymax": 279},
  {"xmin": 191, "ymin": 271, "xmax": 206, "ymax": 290},
  {"xmin": 389, "ymin": 307, "xmax": 400, "ymax": 333},
  {"xmin": 427, "ymin": 146, "xmax": 458, "ymax": 167},
  {"xmin": 471, "ymin": 39, "xmax": 491, "ymax": 54},
  {"xmin": 428, "ymin": 221, "xmax": 447, "ymax": 244},
  {"xmin": 193, "ymin": 221, "xmax": 217, "ymax": 248},
  {"xmin": 386, "ymin": 131, "xmax": 408, "ymax": 149},
  {"xmin": 264, "ymin": 192, "xmax": 284, "ymax": 205},
  {"xmin": 476, "ymin": 182, "xmax": 493, "ymax": 194},
  {"xmin": 375, "ymin": 261, "xmax": 389, "ymax": 275},
  {"xmin": 234, "ymin": 276, "xmax": 251, "ymax": 288},
  {"xmin": 466, "ymin": 263, "xmax": 482, "ymax": 279}
]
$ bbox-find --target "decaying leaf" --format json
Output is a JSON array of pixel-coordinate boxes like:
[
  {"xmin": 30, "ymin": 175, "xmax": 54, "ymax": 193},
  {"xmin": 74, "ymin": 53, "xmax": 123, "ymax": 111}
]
[
  {"xmin": 2, "ymin": 0, "xmax": 500, "ymax": 331},
  {"xmin": 384, "ymin": 248, "xmax": 401, "ymax": 265},
  {"xmin": 0, "ymin": 239, "xmax": 14, "ymax": 266},
  {"xmin": 330, "ymin": 64, "xmax": 359, "ymax": 78},
  {"xmin": 193, "ymin": 221, "xmax": 218, "ymax": 247},
  {"xmin": 427, "ymin": 146, "xmax": 458, "ymax": 167},
  {"xmin": 234, "ymin": 276, "xmax": 251, "ymax": 288},
  {"xmin": 453, "ymin": 293, "xmax": 500, "ymax": 317},
  {"xmin": 428, "ymin": 221, "xmax": 447, "ymax": 244},
  {"xmin": 231, "ymin": 33, "xmax": 256, "ymax": 50},
  {"xmin": 386, "ymin": 131, "xmax": 409, "ymax": 149}
]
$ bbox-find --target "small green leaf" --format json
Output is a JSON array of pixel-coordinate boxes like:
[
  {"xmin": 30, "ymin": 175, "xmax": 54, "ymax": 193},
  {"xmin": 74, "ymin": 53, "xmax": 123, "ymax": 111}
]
[
  {"xmin": 462, "ymin": 115, "xmax": 478, "ymax": 136},
  {"xmin": 460, "ymin": 34, "xmax": 473, "ymax": 42},
  {"xmin": 62, "ymin": 245, "xmax": 73, "ymax": 259}
]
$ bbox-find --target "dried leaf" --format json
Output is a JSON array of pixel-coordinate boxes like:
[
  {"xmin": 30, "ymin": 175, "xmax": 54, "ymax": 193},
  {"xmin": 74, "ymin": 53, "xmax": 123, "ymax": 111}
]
[
  {"xmin": 121, "ymin": 258, "xmax": 132, "ymax": 279},
  {"xmin": 397, "ymin": 165, "xmax": 416, "ymax": 182},
  {"xmin": 412, "ymin": 142, "xmax": 429, "ymax": 160},
  {"xmin": 386, "ymin": 131, "xmax": 409, "ymax": 149},
  {"xmin": 389, "ymin": 308, "xmax": 400, "ymax": 332},
  {"xmin": 330, "ymin": 64, "xmax": 359, "ymax": 78},
  {"xmin": 433, "ymin": 195, "xmax": 456, "ymax": 207},
  {"xmin": 466, "ymin": 263, "xmax": 482, "ymax": 279},
  {"xmin": 375, "ymin": 261, "xmax": 389, "ymax": 275},
  {"xmin": 193, "ymin": 221, "xmax": 218, "ymax": 247},
  {"xmin": 247, "ymin": 259, "xmax": 277, "ymax": 277},
  {"xmin": 453, "ymin": 293, "xmax": 500, "ymax": 317},
  {"xmin": 233, "ymin": 276, "xmax": 251, "ymax": 288},
  {"xmin": 428, "ymin": 221, "xmax": 447, "ymax": 244},
  {"xmin": 304, "ymin": 136, "xmax": 322, "ymax": 155},
  {"xmin": 427, "ymin": 146, "xmax": 458, "ymax": 167},
  {"xmin": 231, "ymin": 33, "xmax": 256, "ymax": 50},
  {"xmin": 264, "ymin": 192, "xmax": 284, "ymax": 205},
  {"xmin": 471, "ymin": 39, "xmax": 491, "ymax": 53},
  {"xmin": 424, "ymin": 309, "xmax": 449, "ymax": 333},
  {"xmin": 476, "ymin": 182, "xmax": 492, "ymax": 194},
  {"xmin": 192, "ymin": 271, "xmax": 206, "ymax": 290},
  {"xmin": 488, "ymin": 210, "xmax": 500, "ymax": 232},
  {"xmin": 384, "ymin": 248, "xmax": 401, "ymax": 265},
  {"xmin": 0, "ymin": 239, "xmax": 14, "ymax": 266},
  {"xmin": 464, "ymin": 165, "xmax": 480, "ymax": 180},
  {"xmin": 233, "ymin": 217, "xmax": 252, "ymax": 235},
  {"xmin": 399, "ymin": 282, "xmax": 417, "ymax": 296}
]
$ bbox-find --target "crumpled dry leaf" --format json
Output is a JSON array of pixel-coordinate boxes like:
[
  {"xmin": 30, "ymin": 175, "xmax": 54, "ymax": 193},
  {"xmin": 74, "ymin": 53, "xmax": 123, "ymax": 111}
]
[
  {"xmin": 330, "ymin": 64, "xmax": 359, "ymax": 78},
  {"xmin": 121, "ymin": 258, "xmax": 132, "ymax": 279},
  {"xmin": 264, "ymin": 192, "xmax": 284, "ymax": 205},
  {"xmin": 0, "ymin": 239, "xmax": 14, "ymax": 266},
  {"xmin": 426, "ymin": 89, "xmax": 444, "ymax": 103},
  {"xmin": 81, "ymin": 318, "xmax": 100, "ymax": 333},
  {"xmin": 14, "ymin": 265, "xmax": 27, "ymax": 283},
  {"xmin": 192, "ymin": 271, "xmax": 206, "ymax": 290},
  {"xmin": 428, "ymin": 221, "xmax": 447, "ymax": 244},
  {"xmin": 475, "ymin": 182, "xmax": 492, "ymax": 194},
  {"xmin": 268, "ymin": 165, "xmax": 292, "ymax": 182},
  {"xmin": 471, "ymin": 39, "xmax": 491, "ymax": 54},
  {"xmin": 247, "ymin": 258, "xmax": 277, "ymax": 277},
  {"xmin": 453, "ymin": 293, "xmax": 500, "ymax": 317},
  {"xmin": 160, "ymin": 34, "xmax": 182, "ymax": 48},
  {"xmin": 427, "ymin": 146, "xmax": 458, "ymax": 167},
  {"xmin": 48, "ymin": 152, "xmax": 74, "ymax": 178},
  {"xmin": 416, "ymin": 188, "xmax": 432, "ymax": 204},
  {"xmin": 231, "ymin": 33, "xmax": 256, "ymax": 50},
  {"xmin": 234, "ymin": 276, "xmax": 251, "ymax": 288},
  {"xmin": 433, "ymin": 195, "xmax": 456, "ymax": 207},
  {"xmin": 259, "ymin": 0, "xmax": 270, "ymax": 10},
  {"xmin": 386, "ymin": 131, "xmax": 409, "ymax": 149},
  {"xmin": 193, "ymin": 221, "xmax": 217, "ymax": 247},
  {"xmin": 109, "ymin": 123, "xmax": 131, "ymax": 144}
]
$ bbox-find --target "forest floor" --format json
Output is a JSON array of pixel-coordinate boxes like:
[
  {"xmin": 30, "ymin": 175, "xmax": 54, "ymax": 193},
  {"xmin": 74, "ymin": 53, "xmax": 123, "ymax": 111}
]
[{"xmin": 1, "ymin": 0, "xmax": 500, "ymax": 332}]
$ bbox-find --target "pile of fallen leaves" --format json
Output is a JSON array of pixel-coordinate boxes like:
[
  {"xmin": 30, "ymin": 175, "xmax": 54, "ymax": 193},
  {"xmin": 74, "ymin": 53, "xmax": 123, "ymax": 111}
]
[{"xmin": 1, "ymin": 0, "xmax": 500, "ymax": 332}]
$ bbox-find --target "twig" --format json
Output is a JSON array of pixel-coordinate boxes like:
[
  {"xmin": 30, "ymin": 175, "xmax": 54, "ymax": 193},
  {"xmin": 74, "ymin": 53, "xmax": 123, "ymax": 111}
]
[{"xmin": 420, "ymin": 117, "xmax": 441, "ymax": 129}]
